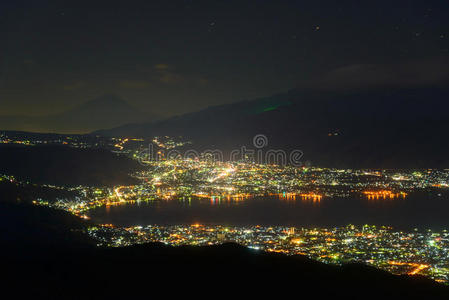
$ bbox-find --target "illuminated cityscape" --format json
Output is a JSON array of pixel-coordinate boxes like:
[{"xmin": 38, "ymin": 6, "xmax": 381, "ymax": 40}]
[
  {"xmin": 3, "ymin": 133, "xmax": 443, "ymax": 285},
  {"xmin": 31, "ymin": 156, "xmax": 449, "ymax": 217},
  {"xmin": 4, "ymin": 131, "xmax": 448, "ymax": 284}
]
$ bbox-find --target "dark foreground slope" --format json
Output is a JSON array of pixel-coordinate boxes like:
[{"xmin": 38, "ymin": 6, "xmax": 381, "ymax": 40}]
[
  {"xmin": 3, "ymin": 241, "xmax": 449, "ymax": 299},
  {"xmin": 0, "ymin": 185, "xmax": 448, "ymax": 299},
  {"xmin": 4, "ymin": 243, "xmax": 448, "ymax": 299}
]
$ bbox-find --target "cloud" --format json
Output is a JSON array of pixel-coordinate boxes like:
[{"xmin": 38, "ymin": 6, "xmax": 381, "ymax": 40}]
[
  {"xmin": 158, "ymin": 72, "xmax": 183, "ymax": 84},
  {"xmin": 153, "ymin": 64, "xmax": 183, "ymax": 84},
  {"xmin": 151, "ymin": 63, "xmax": 208, "ymax": 85},
  {"xmin": 154, "ymin": 64, "xmax": 170, "ymax": 70},
  {"xmin": 119, "ymin": 80, "xmax": 151, "ymax": 89},
  {"xmin": 303, "ymin": 57, "xmax": 449, "ymax": 90}
]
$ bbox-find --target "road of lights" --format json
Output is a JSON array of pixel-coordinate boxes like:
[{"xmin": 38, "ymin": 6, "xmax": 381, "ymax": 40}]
[
  {"xmin": 87, "ymin": 224, "xmax": 449, "ymax": 284},
  {"xmin": 388, "ymin": 261, "xmax": 430, "ymax": 276}
]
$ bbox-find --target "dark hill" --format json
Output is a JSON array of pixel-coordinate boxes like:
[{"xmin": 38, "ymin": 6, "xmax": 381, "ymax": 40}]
[
  {"xmin": 4, "ymin": 241, "xmax": 449, "ymax": 299},
  {"xmin": 96, "ymin": 87, "xmax": 449, "ymax": 168},
  {"xmin": 0, "ymin": 145, "xmax": 143, "ymax": 186}
]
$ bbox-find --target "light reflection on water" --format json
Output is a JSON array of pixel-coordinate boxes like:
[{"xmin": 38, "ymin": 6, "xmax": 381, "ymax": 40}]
[{"xmin": 88, "ymin": 191, "xmax": 449, "ymax": 230}]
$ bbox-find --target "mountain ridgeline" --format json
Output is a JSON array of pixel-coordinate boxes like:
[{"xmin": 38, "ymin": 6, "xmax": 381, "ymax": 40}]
[
  {"xmin": 0, "ymin": 95, "xmax": 157, "ymax": 134},
  {"xmin": 95, "ymin": 87, "xmax": 449, "ymax": 169}
]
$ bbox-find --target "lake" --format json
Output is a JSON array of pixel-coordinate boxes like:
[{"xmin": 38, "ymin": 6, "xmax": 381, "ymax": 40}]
[{"xmin": 87, "ymin": 191, "xmax": 449, "ymax": 230}]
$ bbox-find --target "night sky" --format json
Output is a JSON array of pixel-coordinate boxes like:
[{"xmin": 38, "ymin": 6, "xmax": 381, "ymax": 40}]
[{"xmin": 1, "ymin": 0, "xmax": 448, "ymax": 118}]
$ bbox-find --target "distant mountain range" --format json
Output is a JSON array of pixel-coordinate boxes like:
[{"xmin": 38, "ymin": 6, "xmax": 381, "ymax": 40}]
[
  {"xmin": 95, "ymin": 87, "xmax": 449, "ymax": 168},
  {"xmin": 0, "ymin": 95, "xmax": 157, "ymax": 133}
]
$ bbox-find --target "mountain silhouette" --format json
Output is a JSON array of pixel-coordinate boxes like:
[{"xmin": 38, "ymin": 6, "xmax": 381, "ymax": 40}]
[
  {"xmin": 0, "ymin": 95, "xmax": 157, "ymax": 133},
  {"xmin": 95, "ymin": 87, "xmax": 449, "ymax": 168}
]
